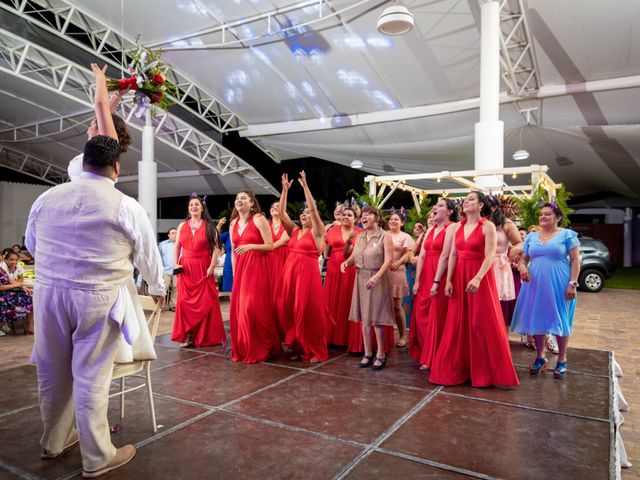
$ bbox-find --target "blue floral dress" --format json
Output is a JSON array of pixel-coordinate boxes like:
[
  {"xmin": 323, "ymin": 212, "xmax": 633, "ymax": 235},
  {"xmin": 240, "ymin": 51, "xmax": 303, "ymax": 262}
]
[
  {"xmin": 510, "ymin": 229, "xmax": 580, "ymax": 336},
  {"xmin": 0, "ymin": 268, "xmax": 33, "ymax": 324}
]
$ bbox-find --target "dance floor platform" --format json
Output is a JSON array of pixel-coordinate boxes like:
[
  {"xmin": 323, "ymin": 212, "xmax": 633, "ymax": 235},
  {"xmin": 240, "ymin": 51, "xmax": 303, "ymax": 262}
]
[{"xmin": 0, "ymin": 337, "xmax": 616, "ymax": 480}]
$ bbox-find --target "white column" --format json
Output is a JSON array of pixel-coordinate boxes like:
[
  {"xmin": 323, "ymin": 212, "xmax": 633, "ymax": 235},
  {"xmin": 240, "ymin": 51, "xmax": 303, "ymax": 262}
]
[
  {"xmin": 138, "ymin": 109, "xmax": 158, "ymax": 235},
  {"xmin": 623, "ymin": 207, "xmax": 632, "ymax": 267},
  {"xmin": 474, "ymin": 0, "xmax": 504, "ymax": 189}
]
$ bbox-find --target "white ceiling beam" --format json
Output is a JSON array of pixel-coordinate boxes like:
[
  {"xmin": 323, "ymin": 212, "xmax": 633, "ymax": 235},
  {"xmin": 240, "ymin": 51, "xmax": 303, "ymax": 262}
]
[{"xmin": 241, "ymin": 74, "xmax": 640, "ymax": 137}]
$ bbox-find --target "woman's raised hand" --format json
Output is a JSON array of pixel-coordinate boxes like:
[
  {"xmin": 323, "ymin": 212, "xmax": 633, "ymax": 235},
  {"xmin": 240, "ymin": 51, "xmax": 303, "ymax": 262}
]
[
  {"xmin": 298, "ymin": 170, "xmax": 308, "ymax": 189},
  {"xmin": 281, "ymin": 173, "xmax": 293, "ymax": 192},
  {"xmin": 90, "ymin": 63, "xmax": 108, "ymax": 78}
]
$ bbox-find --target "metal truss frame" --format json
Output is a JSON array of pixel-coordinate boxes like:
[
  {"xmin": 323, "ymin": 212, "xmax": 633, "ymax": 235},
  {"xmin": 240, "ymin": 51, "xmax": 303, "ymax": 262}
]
[
  {"xmin": 497, "ymin": 0, "xmax": 541, "ymax": 97},
  {"xmin": 154, "ymin": 0, "xmax": 377, "ymax": 51},
  {"xmin": 0, "ymin": 0, "xmax": 282, "ymax": 163},
  {"xmin": 367, "ymin": 164, "xmax": 561, "ymax": 213},
  {"xmin": 0, "ymin": 28, "xmax": 278, "ymax": 195},
  {"xmin": 0, "ymin": 143, "xmax": 68, "ymax": 184},
  {"xmin": 0, "ymin": 110, "xmax": 92, "ymax": 142},
  {"xmin": 0, "ymin": 0, "xmax": 246, "ymax": 133}
]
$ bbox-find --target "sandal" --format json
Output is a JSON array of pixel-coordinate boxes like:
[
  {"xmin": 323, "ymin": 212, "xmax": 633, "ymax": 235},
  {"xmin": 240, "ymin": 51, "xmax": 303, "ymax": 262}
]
[
  {"xmin": 529, "ymin": 357, "xmax": 548, "ymax": 375},
  {"xmin": 553, "ymin": 361, "xmax": 568, "ymax": 379},
  {"xmin": 359, "ymin": 355, "xmax": 373, "ymax": 368},
  {"xmin": 396, "ymin": 337, "xmax": 407, "ymax": 348},
  {"xmin": 372, "ymin": 357, "xmax": 387, "ymax": 371}
]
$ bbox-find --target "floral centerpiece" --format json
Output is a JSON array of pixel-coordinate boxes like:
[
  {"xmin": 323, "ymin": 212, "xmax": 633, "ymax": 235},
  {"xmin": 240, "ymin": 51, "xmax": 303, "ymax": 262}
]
[{"xmin": 107, "ymin": 36, "xmax": 177, "ymax": 117}]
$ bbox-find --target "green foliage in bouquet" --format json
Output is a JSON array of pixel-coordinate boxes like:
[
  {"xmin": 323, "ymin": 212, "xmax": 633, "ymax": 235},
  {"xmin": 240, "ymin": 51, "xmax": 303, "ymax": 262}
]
[{"xmin": 106, "ymin": 35, "xmax": 178, "ymax": 113}]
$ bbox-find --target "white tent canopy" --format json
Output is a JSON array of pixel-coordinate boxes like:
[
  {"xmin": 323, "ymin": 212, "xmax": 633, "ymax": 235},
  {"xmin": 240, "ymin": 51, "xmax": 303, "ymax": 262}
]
[{"xmin": 0, "ymin": 0, "xmax": 638, "ymax": 198}]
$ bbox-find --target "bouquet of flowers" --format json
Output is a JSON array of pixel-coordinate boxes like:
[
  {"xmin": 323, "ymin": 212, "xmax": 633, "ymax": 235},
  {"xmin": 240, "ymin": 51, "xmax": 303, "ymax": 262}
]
[{"xmin": 107, "ymin": 36, "xmax": 177, "ymax": 117}]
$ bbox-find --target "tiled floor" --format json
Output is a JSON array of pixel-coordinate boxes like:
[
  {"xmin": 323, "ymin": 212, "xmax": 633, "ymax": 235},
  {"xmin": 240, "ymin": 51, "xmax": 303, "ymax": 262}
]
[{"xmin": 0, "ymin": 290, "xmax": 637, "ymax": 479}]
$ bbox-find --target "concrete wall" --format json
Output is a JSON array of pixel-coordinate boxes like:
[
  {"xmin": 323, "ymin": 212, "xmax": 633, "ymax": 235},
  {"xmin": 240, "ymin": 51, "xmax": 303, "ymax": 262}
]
[{"xmin": 0, "ymin": 182, "xmax": 50, "ymax": 249}]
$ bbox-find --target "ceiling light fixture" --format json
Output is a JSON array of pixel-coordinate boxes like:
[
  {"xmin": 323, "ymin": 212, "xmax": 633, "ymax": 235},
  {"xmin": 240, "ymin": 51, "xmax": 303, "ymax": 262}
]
[
  {"xmin": 377, "ymin": 2, "xmax": 414, "ymax": 36},
  {"xmin": 350, "ymin": 159, "xmax": 363, "ymax": 169},
  {"xmin": 512, "ymin": 150, "xmax": 530, "ymax": 161}
]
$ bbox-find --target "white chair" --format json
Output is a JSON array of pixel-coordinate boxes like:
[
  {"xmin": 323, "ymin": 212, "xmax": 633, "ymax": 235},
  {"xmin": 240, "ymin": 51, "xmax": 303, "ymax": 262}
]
[{"xmin": 109, "ymin": 295, "xmax": 162, "ymax": 432}]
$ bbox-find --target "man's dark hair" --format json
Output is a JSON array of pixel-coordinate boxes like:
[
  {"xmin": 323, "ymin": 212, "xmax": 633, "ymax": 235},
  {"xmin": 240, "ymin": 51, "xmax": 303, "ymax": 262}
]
[
  {"xmin": 83, "ymin": 135, "xmax": 120, "ymax": 169},
  {"xmin": 167, "ymin": 228, "xmax": 177, "ymax": 234}
]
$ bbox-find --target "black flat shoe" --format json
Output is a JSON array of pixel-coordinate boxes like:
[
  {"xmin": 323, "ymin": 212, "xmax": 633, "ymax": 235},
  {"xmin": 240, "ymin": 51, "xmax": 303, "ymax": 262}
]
[
  {"xmin": 371, "ymin": 357, "xmax": 387, "ymax": 371},
  {"xmin": 359, "ymin": 355, "xmax": 373, "ymax": 368}
]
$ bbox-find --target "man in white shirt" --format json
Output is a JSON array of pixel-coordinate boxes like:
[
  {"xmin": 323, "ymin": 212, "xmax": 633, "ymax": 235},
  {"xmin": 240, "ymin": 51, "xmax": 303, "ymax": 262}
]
[
  {"xmin": 25, "ymin": 135, "xmax": 165, "ymax": 478},
  {"xmin": 158, "ymin": 228, "xmax": 177, "ymax": 310}
]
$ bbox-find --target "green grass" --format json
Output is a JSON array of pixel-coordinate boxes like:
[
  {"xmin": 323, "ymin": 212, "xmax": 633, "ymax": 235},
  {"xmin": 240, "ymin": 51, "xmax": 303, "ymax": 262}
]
[{"xmin": 606, "ymin": 267, "xmax": 640, "ymax": 290}]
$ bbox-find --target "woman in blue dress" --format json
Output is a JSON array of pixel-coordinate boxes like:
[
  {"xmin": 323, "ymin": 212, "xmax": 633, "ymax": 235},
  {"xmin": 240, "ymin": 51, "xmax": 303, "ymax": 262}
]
[
  {"xmin": 216, "ymin": 216, "xmax": 234, "ymax": 292},
  {"xmin": 510, "ymin": 203, "xmax": 581, "ymax": 378}
]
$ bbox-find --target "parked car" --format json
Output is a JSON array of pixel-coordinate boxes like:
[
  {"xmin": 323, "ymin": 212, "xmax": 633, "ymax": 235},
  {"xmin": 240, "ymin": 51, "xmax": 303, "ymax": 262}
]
[{"xmin": 577, "ymin": 234, "xmax": 616, "ymax": 292}]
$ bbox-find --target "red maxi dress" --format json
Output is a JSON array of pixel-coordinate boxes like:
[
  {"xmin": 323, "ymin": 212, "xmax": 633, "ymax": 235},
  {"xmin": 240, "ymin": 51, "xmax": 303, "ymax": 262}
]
[
  {"xmin": 408, "ymin": 223, "xmax": 451, "ymax": 367},
  {"xmin": 324, "ymin": 225, "xmax": 362, "ymax": 346},
  {"xmin": 230, "ymin": 216, "xmax": 282, "ymax": 363},
  {"xmin": 270, "ymin": 222, "xmax": 288, "ymax": 294},
  {"xmin": 429, "ymin": 218, "xmax": 519, "ymax": 387},
  {"xmin": 172, "ymin": 222, "xmax": 226, "ymax": 347},
  {"xmin": 277, "ymin": 229, "xmax": 329, "ymax": 362}
]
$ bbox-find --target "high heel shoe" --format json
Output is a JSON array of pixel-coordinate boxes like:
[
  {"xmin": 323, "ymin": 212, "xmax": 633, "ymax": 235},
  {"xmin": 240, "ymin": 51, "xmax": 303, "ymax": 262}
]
[
  {"xmin": 359, "ymin": 355, "xmax": 373, "ymax": 368},
  {"xmin": 553, "ymin": 361, "xmax": 568, "ymax": 379},
  {"xmin": 529, "ymin": 357, "xmax": 548, "ymax": 375},
  {"xmin": 371, "ymin": 357, "xmax": 387, "ymax": 371}
]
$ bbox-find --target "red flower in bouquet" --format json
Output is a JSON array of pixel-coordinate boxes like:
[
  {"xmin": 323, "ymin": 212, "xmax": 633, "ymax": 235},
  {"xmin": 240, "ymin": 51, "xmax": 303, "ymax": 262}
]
[
  {"xmin": 150, "ymin": 93, "xmax": 164, "ymax": 104},
  {"xmin": 152, "ymin": 74, "xmax": 165, "ymax": 84},
  {"xmin": 118, "ymin": 76, "xmax": 139, "ymax": 92}
]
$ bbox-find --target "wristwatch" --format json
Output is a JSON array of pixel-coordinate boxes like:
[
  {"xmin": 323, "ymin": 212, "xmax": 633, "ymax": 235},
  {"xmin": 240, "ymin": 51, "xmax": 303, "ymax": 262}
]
[{"xmin": 568, "ymin": 281, "xmax": 579, "ymax": 288}]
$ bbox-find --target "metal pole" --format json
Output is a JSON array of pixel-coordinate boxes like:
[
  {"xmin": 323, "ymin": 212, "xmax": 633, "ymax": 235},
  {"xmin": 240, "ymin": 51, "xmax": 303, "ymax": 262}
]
[
  {"xmin": 138, "ymin": 109, "xmax": 158, "ymax": 235},
  {"xmin": 623, "ymin": 207, "xmax": 632, "ymax": 267},
  {"xmin": 474, "ymin": 0, "xmax": 504, "ymax": 188}
]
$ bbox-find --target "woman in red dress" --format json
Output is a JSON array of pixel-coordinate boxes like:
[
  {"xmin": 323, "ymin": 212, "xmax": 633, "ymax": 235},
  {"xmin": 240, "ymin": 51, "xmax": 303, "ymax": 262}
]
[
  {"xmin": 324, "ymin": 206, "xmax": 361, "ymax": 346},
  {"xmin": 276, "ymin": 172, "xmax": 330, "ymax": 363},
  {"xmin": 409, "ymin": 199, "xmax": 457, "ymax": 369},
  {"xmin": 429, "ymin": 191, "xmax": 519, "ymax": 388},
  {"xmin": 269, "ymin": 202, "xmax": 289, "ymax": 293},
  {"xmin": 171, "ymin": 196, "xmax": 226, "ymax": 348},
  {"xmin": 229, "ymin": 190, "xmax": 281, "ymax": 363}
]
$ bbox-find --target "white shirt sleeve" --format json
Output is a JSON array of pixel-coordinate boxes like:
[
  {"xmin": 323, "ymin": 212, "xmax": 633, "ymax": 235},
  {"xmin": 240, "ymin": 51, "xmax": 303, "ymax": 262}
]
[
  {"xmin": 24, "ymin": 189, "xmax": 53, "ymax": 255},
  {"xmin": 119, "ymin": 196, "xmax": 166, "ymax": 296}
]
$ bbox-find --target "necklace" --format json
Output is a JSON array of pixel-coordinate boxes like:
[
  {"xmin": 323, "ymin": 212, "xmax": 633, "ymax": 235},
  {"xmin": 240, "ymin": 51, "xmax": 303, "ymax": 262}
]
[
  {"xmin": 539, "ymin": 227, "xmax": 559, "ymax": 243},
  {"xmin": 189, "ymin": 219, "xmax": 202, "ymax": 229}
]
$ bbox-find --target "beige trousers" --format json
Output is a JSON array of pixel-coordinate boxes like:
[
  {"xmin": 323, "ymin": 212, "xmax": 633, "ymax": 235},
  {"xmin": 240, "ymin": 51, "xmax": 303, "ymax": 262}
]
[
  {"xmin": 32, "ymin": 284, "xmax": 120, "ymax": 471},
  {"xmin": 163, "ymin": 273, "xmax": 176, "ymax": 308}
]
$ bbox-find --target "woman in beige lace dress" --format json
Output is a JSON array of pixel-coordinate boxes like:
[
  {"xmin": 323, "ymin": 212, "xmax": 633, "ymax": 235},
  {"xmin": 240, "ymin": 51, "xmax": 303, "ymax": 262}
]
[{"xmin": 342, "ymin": 206, "xmax": 394, "ymax": 370}]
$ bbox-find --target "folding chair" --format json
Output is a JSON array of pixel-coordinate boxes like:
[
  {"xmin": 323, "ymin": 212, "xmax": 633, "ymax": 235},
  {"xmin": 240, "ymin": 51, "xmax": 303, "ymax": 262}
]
[{"xmin": 109, "ymin": 295, "xmax": 162, "ymax": 432}]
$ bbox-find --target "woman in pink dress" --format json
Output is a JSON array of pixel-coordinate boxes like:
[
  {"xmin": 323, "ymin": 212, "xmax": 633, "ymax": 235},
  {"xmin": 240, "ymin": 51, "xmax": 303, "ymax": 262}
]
[
  {"xmin": 409, "ymin": 199, "xmax": 458, "ymax": 368},
  {"xmin": 387, "ymin": 213, "xmax": 414, "ymax": 347},
  {"xmin": 229, "ymin": 190, "xmax": 282, "ymax": 363},
  {"xmin": 486, "ymin": 196, "xmax": 522, "ymax": 327},
  {"xmin": 276, "ymin": 172, "xmax": 330, "ymax": 363},
  {"xmin": 324, "ymin": 207, "xmax": 362, "ymax": 346},
  {"xmin": 172, "ymin": 196, "xmax": 226, "ymax": 348},
  {"xmin": 429, "ymin": 191, "xmax": 519, "ymax": 388}
]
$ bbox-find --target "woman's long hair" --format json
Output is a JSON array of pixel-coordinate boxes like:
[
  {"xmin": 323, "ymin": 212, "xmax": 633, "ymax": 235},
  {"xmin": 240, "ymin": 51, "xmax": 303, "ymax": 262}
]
[
  {"xmin": 486, "ymin": 195, "xmax": 505, "ymax": 228},
  {"xmin": 443, "ymin": 198, "xmax": 460, "ymax": 222},
  {"xmin": 186, "ymin": 196, "xmax": 221, "ymax": 253}
]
